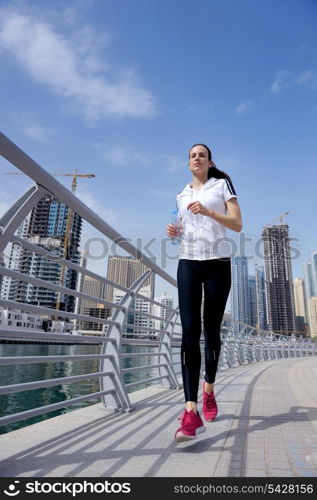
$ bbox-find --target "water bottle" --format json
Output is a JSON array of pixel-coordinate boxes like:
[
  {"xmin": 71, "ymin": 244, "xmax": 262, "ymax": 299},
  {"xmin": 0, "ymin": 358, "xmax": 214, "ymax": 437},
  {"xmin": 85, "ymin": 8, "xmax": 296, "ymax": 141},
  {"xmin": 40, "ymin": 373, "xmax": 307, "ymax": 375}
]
[{"xmin": 170, "ymin": 209, "xmax": 180, "ymax": 245}]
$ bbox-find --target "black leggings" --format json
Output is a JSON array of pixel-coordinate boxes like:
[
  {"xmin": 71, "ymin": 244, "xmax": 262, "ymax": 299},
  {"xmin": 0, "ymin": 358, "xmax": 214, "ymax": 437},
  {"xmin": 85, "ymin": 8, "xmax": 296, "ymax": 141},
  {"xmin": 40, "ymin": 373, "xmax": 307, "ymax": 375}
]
[{"xmin": 177, "ymin": 258, "xmax": 231, "ymax": 403}]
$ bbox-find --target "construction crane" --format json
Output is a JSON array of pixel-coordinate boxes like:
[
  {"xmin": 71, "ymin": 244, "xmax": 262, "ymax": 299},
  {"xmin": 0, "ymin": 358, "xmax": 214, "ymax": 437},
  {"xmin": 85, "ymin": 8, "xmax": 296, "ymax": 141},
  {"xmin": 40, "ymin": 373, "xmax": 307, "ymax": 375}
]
[
  {"xmin": 3, "ymin": 169, "xmax": 95, "ymax": 193},
  {"xmin": 267, "ymin": 211, "xmax": 290, "ymax": 226},
  {"xmin": 3, "ymin": 169, "xmax": 95, "ymax": 311}
]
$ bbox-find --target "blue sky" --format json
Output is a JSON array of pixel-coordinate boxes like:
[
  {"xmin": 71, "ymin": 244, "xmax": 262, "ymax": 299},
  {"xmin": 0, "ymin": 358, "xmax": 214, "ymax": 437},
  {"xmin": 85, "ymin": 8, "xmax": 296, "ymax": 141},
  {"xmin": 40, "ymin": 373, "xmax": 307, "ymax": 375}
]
[{"xmin": 1, "ymin": 0, "xmax": 317, "ymax": 301}]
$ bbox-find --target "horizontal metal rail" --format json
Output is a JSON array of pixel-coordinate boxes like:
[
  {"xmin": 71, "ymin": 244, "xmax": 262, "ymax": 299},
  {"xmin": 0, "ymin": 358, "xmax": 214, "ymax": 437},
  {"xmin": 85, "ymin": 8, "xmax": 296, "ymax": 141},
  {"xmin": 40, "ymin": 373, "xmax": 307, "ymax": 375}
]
[
  {"xmin": 0, "ymin": 371, "xmax": 114, "ymax": 395},
  {"xmin": 12, "ymin": 236, "xmax": 130, "ymax": 296},
  {"xmin": 0, "ymin": 354, "xmax": 114, "ymax": 365},
  {"xmin": 0, "ymin": 266, "xmax": 121, "ymax": 311},
  {"xmin": 0, "ymin": 328, "xmax": 113, "ymax": 344},
  {"xmin": 135, "ymin": 292, "xmax": 177, "ymax": 310},
  {"xmin": 124, "ymin": 323, "xmax": 163, "ymax": 334},
  {"xmin": 121, "ymin": 363, "xmax": 164, "ymax": 374},
  {"xmin": 124, "ymin": 341, "xmax": 169, "ymax": 349},
  {"xmin": 121, "ymin": 352, "xmax": 167, "ymax": 358},
  {"xmin": 0, "ymin": 390, "xmax": 116, "ymax": 427},
  {"xmin": 125, "ymin": 375, "xmax": 169, "ymax": 389},
  {"xmin": 0, "ymin": 299, "xmax": 119, "ymax": 327},
  {"xmin": 122, "ymin": 338, "xmax": 168, "ymax": 346},
  {"xmin": 126, "ymin": 307, "xmax": 174, "ymax": 324}
]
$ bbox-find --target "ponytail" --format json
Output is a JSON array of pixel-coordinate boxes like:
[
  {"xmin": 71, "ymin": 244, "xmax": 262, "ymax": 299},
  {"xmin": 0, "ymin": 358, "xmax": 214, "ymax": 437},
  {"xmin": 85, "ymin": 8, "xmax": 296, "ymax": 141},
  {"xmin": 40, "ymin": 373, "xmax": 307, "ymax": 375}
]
[{"xmin": 208, "ymin": 160, "xmax": 232, "ymax": 182}]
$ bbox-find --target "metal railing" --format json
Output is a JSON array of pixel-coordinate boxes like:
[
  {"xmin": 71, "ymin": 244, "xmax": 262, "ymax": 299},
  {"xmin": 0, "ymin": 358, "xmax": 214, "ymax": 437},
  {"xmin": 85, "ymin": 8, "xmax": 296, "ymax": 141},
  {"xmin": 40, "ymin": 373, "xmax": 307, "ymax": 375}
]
[{"xmin": 0, "ymin": 131, "xmax": 316, "ymax": 430}]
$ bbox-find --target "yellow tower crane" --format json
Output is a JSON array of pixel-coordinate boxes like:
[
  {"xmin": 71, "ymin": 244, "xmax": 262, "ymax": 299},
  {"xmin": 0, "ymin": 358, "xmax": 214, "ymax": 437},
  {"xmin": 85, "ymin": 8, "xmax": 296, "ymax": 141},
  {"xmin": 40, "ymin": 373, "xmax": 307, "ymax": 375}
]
[{"xmin": 3, "ymin": 170, "xmax": 96, "ymax": 311}]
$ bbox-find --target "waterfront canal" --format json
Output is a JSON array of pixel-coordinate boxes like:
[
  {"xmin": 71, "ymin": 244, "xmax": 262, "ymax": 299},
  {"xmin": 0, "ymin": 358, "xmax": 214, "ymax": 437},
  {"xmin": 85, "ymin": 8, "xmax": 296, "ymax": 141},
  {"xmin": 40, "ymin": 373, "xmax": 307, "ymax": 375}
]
[{"xmin": 0, "ymin": 342, "xmax": 176, "ymax": 435}]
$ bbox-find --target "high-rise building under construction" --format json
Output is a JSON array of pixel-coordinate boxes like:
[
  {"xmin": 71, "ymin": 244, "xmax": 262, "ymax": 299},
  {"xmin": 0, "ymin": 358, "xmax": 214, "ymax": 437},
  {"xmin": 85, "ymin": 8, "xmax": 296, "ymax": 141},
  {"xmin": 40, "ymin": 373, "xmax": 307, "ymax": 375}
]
[
  {"xmin": 1, "ymin": 194, "xmax": 82, "ymax": 311},
  {"xmin": 262, "ymin": 224, "xmax": 295, "ymax": 335}
]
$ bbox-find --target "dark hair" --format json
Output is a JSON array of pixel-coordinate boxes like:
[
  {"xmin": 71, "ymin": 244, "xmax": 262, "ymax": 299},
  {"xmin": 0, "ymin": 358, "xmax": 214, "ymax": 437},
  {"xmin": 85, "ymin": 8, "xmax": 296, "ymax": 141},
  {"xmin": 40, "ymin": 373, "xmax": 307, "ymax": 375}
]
[{"xmin": 189, "ymin": 143, "xmax": 232, "ymax": 181}]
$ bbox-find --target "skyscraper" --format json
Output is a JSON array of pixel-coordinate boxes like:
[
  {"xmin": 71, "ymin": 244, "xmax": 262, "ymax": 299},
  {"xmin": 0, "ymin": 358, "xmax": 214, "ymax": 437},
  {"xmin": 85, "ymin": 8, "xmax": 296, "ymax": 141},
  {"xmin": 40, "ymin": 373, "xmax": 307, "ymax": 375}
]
[
  {"xmin": 1, "ymin": 194, "xmax": 82, "ymax": 311},
  {"xmin": 293, "ymin": 277, "xmax": 308, "ymax": 336},
  {"xmin": 302, "ymin": 251, "xmax": 317, "ymax": 337},
  {"xmin": 231, "ymin": 256, "xmax": 250, "ymax": 329},
  {"xmin": 255, "ymin": 264, "xmax": 268, "ymax": 330},
  {"xmin": 106, "ymin": 256, "xmax": 155, "ymax": 337},
  {"xmin": 106, "ymin": 256, "xmax": 155, "ymax": 302},
  {"xmin": 1, "ymin": 214, "xmax": 31, "ymax": 301},
  {"xmin": 303, "ymin": 260, "xmax": 316, "ymax": 301},
  {"xmin": 262, "ymin": 224, "xmax": 295, "ymax": 334},
  {"xmin": 158, "ymin": 292, "xmax": 174, "ymax": 330},
  {"xmin": 78, "ymin": 275, "xmax": 107, "ymax": 331},
  {"xmin": 248, "ymin": 275, "xmax": 257, "ymax": 327},
  {"xmin": 133, "ymin": 284, "xmax": 155, "ymax": 336},
  {"xmin": 308, "ymin": 297, "xmax": 317, "ymax": 337},
  {"xmin": 311, "ymin": 251, "xmax": 317, "ymax": 294},
  {"xmin": 79, "ymin": 276, "xmax": 106, "ymax": 313},
  {"xmin": 293, "ymin": 277, "xmax": 307, "ymax": 320}
]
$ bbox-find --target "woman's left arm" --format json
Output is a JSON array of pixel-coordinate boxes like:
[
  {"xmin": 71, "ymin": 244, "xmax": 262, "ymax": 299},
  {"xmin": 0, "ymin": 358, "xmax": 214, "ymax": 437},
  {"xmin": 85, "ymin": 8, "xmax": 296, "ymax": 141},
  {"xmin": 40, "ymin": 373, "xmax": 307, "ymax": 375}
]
[{"xmin": 187, "ymin": 198, "xmax": 242, "ymax": 232}]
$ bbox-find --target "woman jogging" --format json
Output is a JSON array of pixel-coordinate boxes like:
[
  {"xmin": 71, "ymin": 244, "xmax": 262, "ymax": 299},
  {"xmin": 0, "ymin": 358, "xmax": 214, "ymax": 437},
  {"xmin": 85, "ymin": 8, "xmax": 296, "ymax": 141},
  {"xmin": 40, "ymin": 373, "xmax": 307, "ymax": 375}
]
[{"xmin": 166, "ymin": 144, "xmax": 242, "ymax": 443}]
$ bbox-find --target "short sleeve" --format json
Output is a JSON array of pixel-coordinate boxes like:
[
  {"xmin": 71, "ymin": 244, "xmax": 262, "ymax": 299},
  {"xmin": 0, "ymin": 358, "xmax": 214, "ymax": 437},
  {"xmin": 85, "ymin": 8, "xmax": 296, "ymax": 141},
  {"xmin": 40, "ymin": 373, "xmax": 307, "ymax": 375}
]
[{"xmin": 223, "ymin": 179, "xmax": 237, "ymax": 202}]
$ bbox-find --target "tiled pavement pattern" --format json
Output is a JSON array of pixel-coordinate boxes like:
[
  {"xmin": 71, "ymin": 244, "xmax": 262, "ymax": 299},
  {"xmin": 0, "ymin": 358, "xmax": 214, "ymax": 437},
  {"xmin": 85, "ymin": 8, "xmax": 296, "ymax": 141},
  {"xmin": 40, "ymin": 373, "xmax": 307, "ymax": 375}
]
[{"xmin": 0, "ymin": 358, "xmax": 316, "ymax": 477}]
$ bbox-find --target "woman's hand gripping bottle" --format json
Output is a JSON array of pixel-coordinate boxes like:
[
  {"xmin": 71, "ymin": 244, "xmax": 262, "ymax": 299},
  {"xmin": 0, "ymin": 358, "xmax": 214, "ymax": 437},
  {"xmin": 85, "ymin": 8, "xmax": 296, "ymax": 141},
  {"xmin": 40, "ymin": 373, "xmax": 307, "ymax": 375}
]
[{"xmin": 169, "ymin": 209, "xmax": 182, "ymax": 245}]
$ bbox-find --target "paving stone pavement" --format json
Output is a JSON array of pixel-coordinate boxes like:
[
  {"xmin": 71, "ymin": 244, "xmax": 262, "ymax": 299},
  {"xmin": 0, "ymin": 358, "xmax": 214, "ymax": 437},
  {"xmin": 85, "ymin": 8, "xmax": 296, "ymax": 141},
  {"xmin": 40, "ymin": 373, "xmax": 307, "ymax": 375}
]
[{"xmin": 0, "ymin": 358, "xmax": 316, "ymax": 477}]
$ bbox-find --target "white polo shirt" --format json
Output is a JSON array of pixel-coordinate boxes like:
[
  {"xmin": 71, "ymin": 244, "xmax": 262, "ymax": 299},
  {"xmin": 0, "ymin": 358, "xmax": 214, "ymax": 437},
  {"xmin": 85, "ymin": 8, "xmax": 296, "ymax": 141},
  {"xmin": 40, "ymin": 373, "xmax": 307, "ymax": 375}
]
[{"xmin": 176, "ymin": 177, "xmax": 237, "ymax": 260}]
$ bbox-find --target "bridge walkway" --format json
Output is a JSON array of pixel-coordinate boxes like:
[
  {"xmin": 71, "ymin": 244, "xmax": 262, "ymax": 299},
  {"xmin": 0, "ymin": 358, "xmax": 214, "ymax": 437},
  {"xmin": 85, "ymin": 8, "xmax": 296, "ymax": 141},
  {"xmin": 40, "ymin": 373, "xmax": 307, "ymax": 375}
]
[{"xmin": 0, "ymin": 358, "xmax": 316, "ymax": 478}]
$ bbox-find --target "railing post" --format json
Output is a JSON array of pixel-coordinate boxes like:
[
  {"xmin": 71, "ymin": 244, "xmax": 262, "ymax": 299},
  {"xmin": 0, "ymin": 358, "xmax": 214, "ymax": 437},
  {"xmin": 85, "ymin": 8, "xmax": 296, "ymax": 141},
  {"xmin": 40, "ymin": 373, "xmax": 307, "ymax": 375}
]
[
  {"xmin": 158, "ymin": 309, "xmax": 181, "ymax": 389},
  {"xmin": 257, "ymin": 336, "xmax": 265, "ymax": 362},
  {"xmin": 230, "ymin": 333, "xmax": 240, "ymax": 368},
  {"xmin": 99, "ymin": 270, "xmax": 152, "ymax": 413},
  {"xmin": 218, "ymin": 331, "xmax": 230, "ymax": 371},
  {"xmin": 240, "ymin": 337, "xmax": 249, "ymax": 365},
  {"xmin": 249, "ymin": 340, "xmax": 256, "ymax": 363}
]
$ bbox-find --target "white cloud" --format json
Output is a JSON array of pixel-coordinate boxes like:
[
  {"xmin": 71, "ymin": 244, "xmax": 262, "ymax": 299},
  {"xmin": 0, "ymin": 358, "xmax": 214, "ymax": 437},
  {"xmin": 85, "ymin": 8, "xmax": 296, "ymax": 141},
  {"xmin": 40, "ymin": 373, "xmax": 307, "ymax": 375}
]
[
  {"xmin": 270, "ymin": 78, "xmax": 284, "ymax": 94},
  {"xmin": 0, "ymin": 8, "xmax": 156, "ymax": 121},
  {"xmin": 96, "ymin": 144, "xmax": 152, "ymax": 167},
  {"xmin": 235, "ymin": 101, "xmax": 253, "ymax": 116},
  {"xmin": 270, "ymin": 71, "xmax": 292, "ymax": 93},
  {"xmin": 95, "ymin": 143, "xmax": 186, "ymax": 174},
  {"xmin": 14, "ymin": 111, "xmax": 55, "ymax": 143},
  {"xmin": 297, "ymin": 70, "xmax": 317, "ymax": 89},
  {"xmin": 269, "ymin": 70, "xmax": 317, "ymax": 94},
  {"xmin": 24, "ymin": 124, "xmax": 53, "ymax": 143},
  {"xmin": 94, "ymin": 143, "xmax": 187, "ymax": 172}
]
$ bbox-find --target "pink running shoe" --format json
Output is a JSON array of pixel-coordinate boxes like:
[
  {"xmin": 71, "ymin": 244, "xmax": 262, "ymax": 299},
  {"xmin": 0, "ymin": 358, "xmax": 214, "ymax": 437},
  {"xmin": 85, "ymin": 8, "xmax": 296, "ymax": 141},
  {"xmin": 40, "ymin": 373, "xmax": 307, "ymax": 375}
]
[
  {"xmin": 202, "ymin": 381, "xmax": 218, "ymax": 421},
  {"xmin": 175, "ymin": 409, "xmax": 205, "ymax": 443}
]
